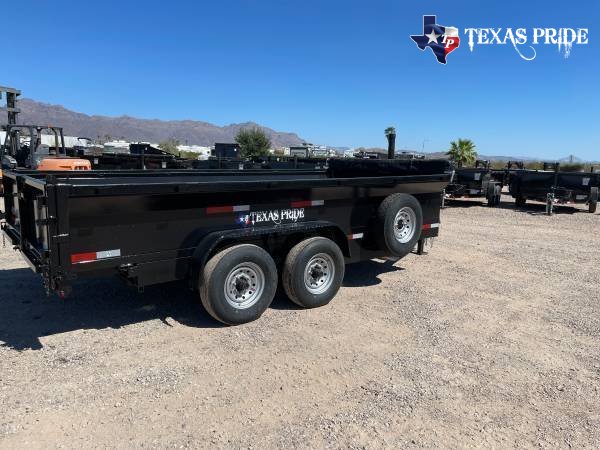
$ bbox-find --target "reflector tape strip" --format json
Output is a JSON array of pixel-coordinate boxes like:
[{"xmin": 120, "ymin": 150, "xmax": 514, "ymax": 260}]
[
  {"xmin": 207, "ymin": 201, "xmax": 322, "ymax": 214},
  {"xmin": 96, "ymin": 249, "xmax": 122, "ymax": 259},
  {"xmin": 70, "ymin": 252, "xmax": 97, "ymax": 264},
  {"xmin": 71, "ymin": 249, "xmax": 121, "ymax": 264},
  {"xmin": 206, "ymin": 204, "xmax": 250, "ymax": 214},
  {"xmin": 347, "ymin": 233, "xmax": 364, "ymax": 240},
  {"xmin": 422, "ymin": 223, "xmax": 440, "ymax": 230},
  {"xmin": 290, "ymin": 199, "xmax": 325, "ymax": 208}
]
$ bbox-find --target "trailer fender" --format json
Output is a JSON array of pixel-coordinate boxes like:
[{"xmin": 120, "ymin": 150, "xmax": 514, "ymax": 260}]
[{"xmin": 190, "ymin": 221, "xmax": 350, "ymax": 281}]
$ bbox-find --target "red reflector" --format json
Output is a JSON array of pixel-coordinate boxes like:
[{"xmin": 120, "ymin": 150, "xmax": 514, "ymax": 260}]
[
  {"xmin": 291, "ymin": 200, "xmax": 312, "ymax": 208},
  {"xmin": 71, "ymin": 252, "xmax": 97, "ymax": 264},
  {"xmin": 206, "ymin": 205, "xmax": 233, "ymax": 214},
  {"xmin": 422, "ymin": 224, "xmax": 431, "ymax": 230}
]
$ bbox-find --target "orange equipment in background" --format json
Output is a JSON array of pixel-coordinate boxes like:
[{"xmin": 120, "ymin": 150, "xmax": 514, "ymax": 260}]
[{"xmin": 37, "ymin": 158, "xmax": 91, "ymax": 171}]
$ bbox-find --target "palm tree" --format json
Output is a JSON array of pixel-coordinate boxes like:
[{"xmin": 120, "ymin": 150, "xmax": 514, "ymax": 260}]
[{"xmin": 447, "ymin": 139, "xmax": 477, "ymax": 167}]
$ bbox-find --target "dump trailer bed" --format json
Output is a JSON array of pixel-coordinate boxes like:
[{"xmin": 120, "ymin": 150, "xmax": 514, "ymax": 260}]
[
  {"xmin": 80, "ymin": 153, "xmax": 193, "ymax": 170},
  {"xmin": 445, "ymin": 166, "xmax": 502, "ymax": 207},
  {"xmin": 2, "ymin": 159, "xmax": 451, "ymax": 324},
  {"xmin": 79, "ymin": 155, "xmax": 329, "ymax": 172},
  {"xmin": 509, "ymin": 169, "xmax": 599, "ymax": 214},
  {"xmin": 192, "ymin": 157, "xmax": 330, "ymax": 171}
]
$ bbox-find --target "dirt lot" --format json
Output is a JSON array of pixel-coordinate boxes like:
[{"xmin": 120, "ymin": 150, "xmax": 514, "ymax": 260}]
[{"xmin": 1, "ymin": 196, "xmax": 599, "ymax": 448}]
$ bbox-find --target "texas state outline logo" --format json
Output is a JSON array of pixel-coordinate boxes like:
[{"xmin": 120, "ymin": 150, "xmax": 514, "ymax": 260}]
[{"xmin": 411, "ymin": 15, "xmax": 460, "ymax": 64}]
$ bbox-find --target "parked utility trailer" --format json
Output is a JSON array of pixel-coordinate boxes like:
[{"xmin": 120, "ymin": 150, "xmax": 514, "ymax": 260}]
[
  {"xmin": 444, "ymin": 160, "xmax": 502, "ymax": 207},
  {"xmin": 192, "ymin": 156, "xmax": 330, "ymax": 171},
  {"xmin": 509, "ymin": 163, "xmax": 599, "ymax": 215},
  {"xmin": 491, "ymin": 161, "xmax": 524, "ymax": 187},
  {"xmin": 1, "ymin": 159, "xmax": 450, "ymax": 324},
  {"xmin": 78, "ymin": 144, "xmax": 194, "ymax": 170},
  {"xmin": 82, "ymin": 154, "xmax": 329, "ymax": 172}
]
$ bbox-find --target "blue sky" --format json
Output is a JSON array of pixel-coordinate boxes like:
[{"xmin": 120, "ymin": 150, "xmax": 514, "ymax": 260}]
[{"xmin": 4, "ymin": 0, "xmax": 599, "ymax": 159}]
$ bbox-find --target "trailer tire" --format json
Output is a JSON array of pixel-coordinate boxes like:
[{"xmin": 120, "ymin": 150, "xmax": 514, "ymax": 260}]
[
  {"xmin": 487, "ymin": 183, "xmax": 501, "ymax": 207},
  {"xmin": 515, "ymin": 195, "xmax": 526, "ymax": 207},
  {"xmin": 494, "ymin": 185, "xmax": 502, "ymax": 206},
  {"xmin": 589, "ymin": 187, "xmax": 598, "ymax": 213},
  {"xmin": 377, "ymin": 193, "xmax": 423, "ymax": 258},
  {"xmin": 486, "ymin": 183, "xmax": 495, "ymax": 206},
  {"xmin": 282, "ymin": 237, "xmax": 344, "ymax": 309},
  {"xmin": 199, "ymin": 244, "xmax": 277, "ymax": 325}
]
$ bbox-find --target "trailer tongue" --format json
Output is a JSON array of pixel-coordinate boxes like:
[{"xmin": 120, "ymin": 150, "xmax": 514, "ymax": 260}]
[{"xmin": 1, "ymin": 159, "xmax": 450, "ymax": 324}]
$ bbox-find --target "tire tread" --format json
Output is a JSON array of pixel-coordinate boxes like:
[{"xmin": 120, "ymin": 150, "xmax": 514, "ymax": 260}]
[
  {"xmin": 376, "ymin": 193, "xmax": 423, "ymax": 257},
  {"xmin": 199, "ymin": 244, "xmax": 276, "ymax": 324},
  {"xmin": 282, "ymin": 237, "xmax": 344, "ymax": 308}
]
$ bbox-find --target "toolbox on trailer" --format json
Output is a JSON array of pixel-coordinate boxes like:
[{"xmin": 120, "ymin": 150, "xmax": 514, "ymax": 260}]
[{"xmin": 1, "ymin": 159, "xmax": 451, "ymax": 324}]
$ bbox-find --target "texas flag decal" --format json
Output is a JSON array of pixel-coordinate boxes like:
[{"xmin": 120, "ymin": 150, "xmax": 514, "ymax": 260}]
[{"xmin": 411, "ymin": 16, "xmax": 461, "ymax": 64}]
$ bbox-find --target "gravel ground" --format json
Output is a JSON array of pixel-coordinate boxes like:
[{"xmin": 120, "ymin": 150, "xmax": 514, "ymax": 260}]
[{"xmin": 1, "ymin": 195, "xmax": 599, "ymax": 448}]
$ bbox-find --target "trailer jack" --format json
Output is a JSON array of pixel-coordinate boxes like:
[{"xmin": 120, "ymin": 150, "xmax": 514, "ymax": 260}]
[
  {"xmin": 546, "ymin": 193, "xmax": 555, "ymax": 216},
  {"xmin": 416, "ymin": 238, "xmax": 434, "ymax": 255}
]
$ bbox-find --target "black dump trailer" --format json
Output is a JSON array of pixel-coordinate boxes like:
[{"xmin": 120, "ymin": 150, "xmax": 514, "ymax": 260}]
[
  {"xmin": 192, "ymin": 156, "xmax": 329, "ymax": 171},
  {"xmin": 509, "ymin": 163, "xmax": 600, "ymax": 215},
  {"xmin": 82, "ymin": 144, "xmax": 193, "ymax": 170},
  {"xmin": 491, "ymin": 161, "xmax": 524, "ymax": 187},
  {"xmin": 444, "ymin": 160, "xmax": 502, "ymax": 207},
  {"xmin": 1, "ymin": 159, "xmax": 450, "ymax": 324}
]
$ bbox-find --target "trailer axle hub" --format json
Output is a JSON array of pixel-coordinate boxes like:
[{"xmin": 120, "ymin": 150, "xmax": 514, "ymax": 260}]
[{"xmin": 224, "ymin": 263, "xmax": 265, "ymax": 309}]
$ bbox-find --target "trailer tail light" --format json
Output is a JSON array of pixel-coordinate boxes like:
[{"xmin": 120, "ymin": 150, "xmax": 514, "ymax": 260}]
[
  {"xmin": 290, "ymin": 200, "xmax": 325, "ymax": 208},
  {"xmin": 71, "ymin": 249, "xmax": 121, "ymax": 264},
  {"xmin": 206, "ymin": 200, "xmax": 324, "ymax": 214},
  {"xmin": 206, "ymin": 204, "xmax": 250, "ymax": 214},
  {"xmin": 347, "ymin": 233, "xmax": 364, "ymax": 240},
  {"xmin": 422, "ymin": 223, "xmax": 440, "ymax": 230}
]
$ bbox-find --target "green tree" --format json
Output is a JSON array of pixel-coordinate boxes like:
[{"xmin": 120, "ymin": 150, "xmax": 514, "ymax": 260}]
[
  {"xmin": 235, "ymin": 127, "xmax": 271, "ymax": 158},
  {"xmin": 158, "ymin": 138, "xmax": 180, "ymax": 155},
  {"xmin": 560, "ymin": 163, "xmax": 584, "ymax": 172},
  {"xmin": 524, "ymin": 161, "xmax": 544, "ymax": 170},
  {"xmin": 447, "ymin": 138, "xmax": 477, "ymax": 167},
  {"xmin": 489, "ymin": 160, "xmax": 507, "ymax": 170},
  {"xmin": 179, "ymin": 150, "xmax": 200, "ymax": 160}
]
